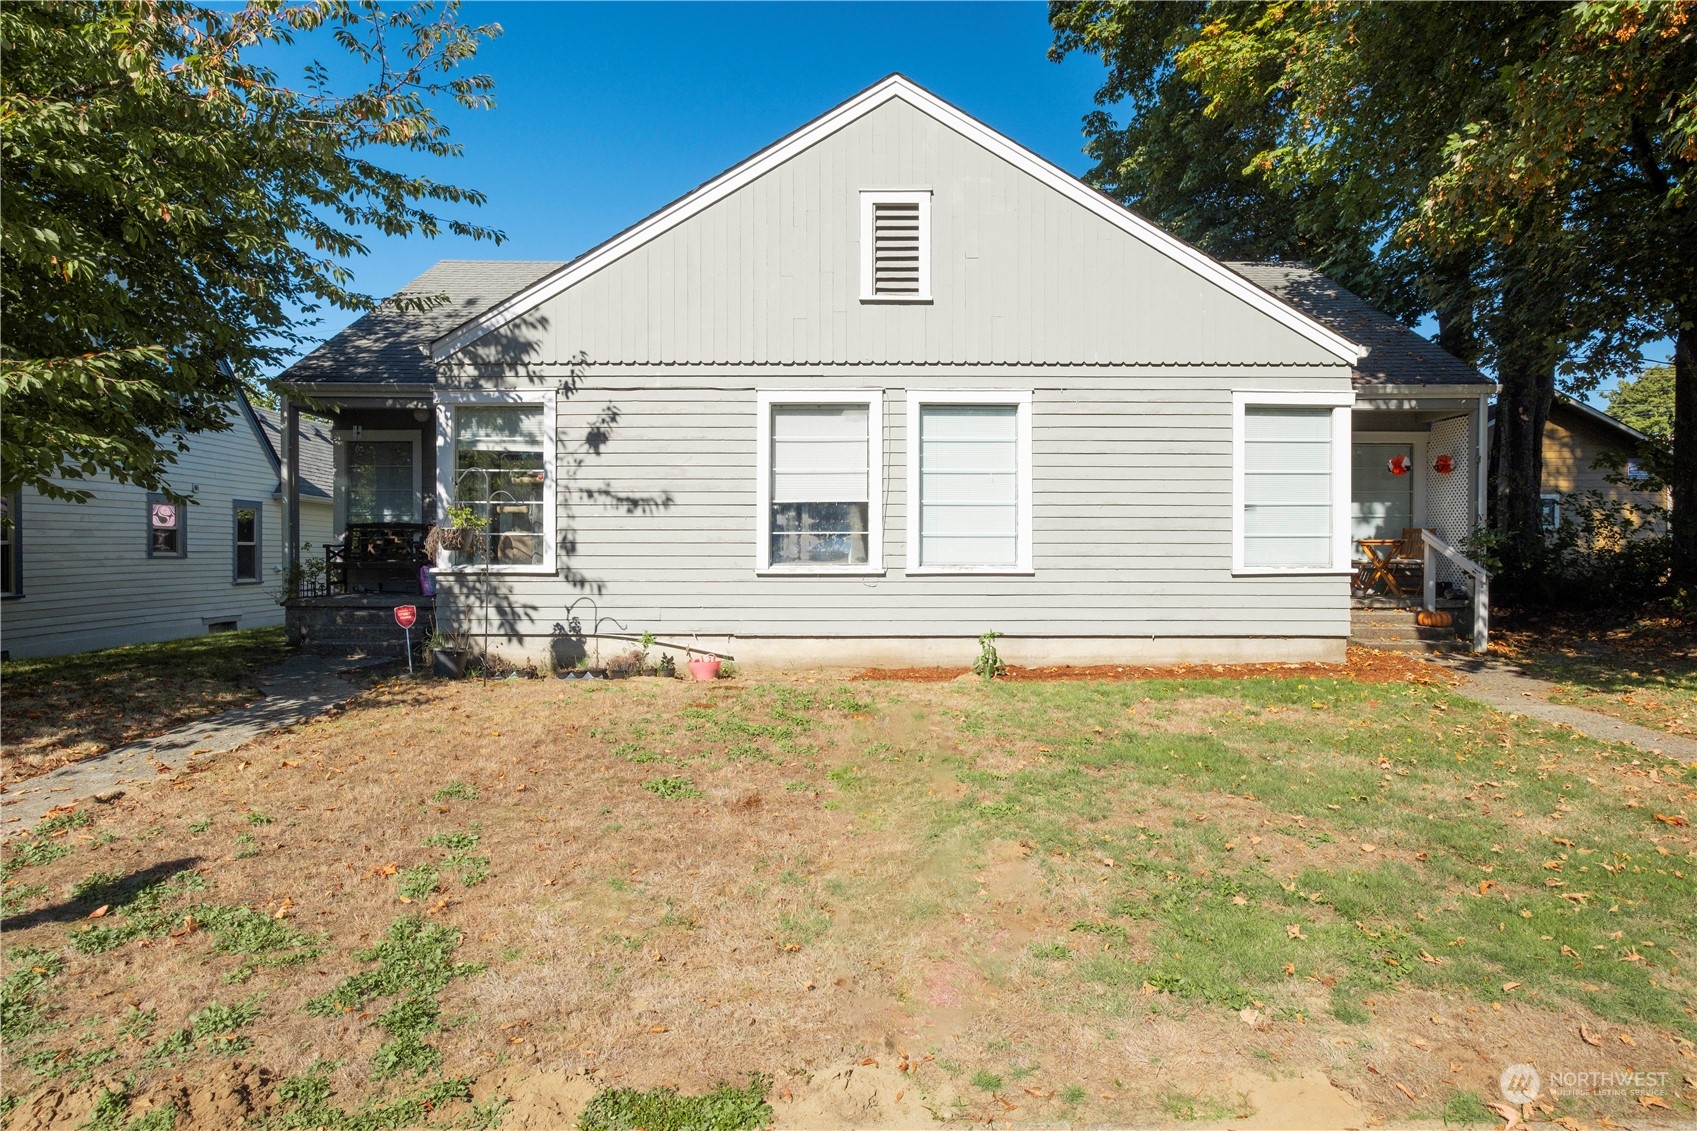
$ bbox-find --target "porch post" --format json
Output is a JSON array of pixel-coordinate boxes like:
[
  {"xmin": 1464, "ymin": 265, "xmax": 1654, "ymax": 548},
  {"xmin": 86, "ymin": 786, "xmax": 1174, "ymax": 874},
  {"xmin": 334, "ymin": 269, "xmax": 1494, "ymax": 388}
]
[
  {"xmin": 284, "ymin": 399, "xmax": 302, "ymax": 572},
  {"xmin": 1473, "ymin": 392, "xmax": 1491, "ymax": 531}
]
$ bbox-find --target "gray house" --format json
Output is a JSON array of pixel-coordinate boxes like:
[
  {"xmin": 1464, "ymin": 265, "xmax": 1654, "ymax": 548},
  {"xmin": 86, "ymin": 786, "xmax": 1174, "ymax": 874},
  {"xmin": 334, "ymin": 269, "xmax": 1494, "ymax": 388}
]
[{"xmin": 277, "ymin": 75, "xmax": 1494, "ymax": 665}]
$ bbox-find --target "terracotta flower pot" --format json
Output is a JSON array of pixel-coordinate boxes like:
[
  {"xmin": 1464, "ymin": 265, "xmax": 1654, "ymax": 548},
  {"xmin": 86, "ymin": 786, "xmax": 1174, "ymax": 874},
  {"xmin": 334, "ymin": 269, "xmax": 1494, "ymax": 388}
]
[{"xmin": 687, "ymin": 657, "xmax": 722, "ymax": 681}]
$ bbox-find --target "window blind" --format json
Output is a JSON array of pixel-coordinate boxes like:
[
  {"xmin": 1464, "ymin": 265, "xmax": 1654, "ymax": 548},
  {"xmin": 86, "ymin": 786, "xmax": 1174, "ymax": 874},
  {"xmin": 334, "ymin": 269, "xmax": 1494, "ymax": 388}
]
[
  {"xmin": 771, "ymin": 405, "xmax": 869, "ymax": 503},
  {"xmin": 1243, "ymin": 406, "xmax": 1333, "ymax": 568},
  {"xmin": 454, "ymin": 405, "xmax": 545, "ymax": 452},
  {"xmin": 918, "ymin": 404, "xmax": 1018, "ymax": 567}
]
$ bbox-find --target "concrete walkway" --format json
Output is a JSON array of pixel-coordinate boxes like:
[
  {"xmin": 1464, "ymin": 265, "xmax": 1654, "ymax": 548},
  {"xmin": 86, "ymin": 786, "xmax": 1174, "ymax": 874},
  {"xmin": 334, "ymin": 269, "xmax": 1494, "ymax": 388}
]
[
  {"xmin": 1438, "ymin": 655, "xmax": 1697, "ymax": 761},
  {"xmin": 1, "ymin": 654, "xmax": 389, "ymax": 835}
]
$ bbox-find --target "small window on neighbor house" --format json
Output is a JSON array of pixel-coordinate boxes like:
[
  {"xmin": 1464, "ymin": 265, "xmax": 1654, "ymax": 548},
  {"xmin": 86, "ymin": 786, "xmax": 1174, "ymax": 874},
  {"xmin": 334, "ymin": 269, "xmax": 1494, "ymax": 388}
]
[
  {"xmin": 1, "ymin": 493, "xmax": 20, "ymax": 597},
  {"xmin": 860, "ymin": 191, "xmax": 931, "ymax": 302},
  {"xmin": 147, "ymin": 494, "xmax": 186, "ymax": 558},
  {"xmin": 1625, "ymin": 459, "xmax": 1650, "ymax": 482},
  {"xmin": 1540, "ymin": 495, "xmax": 1562, "ymax": 531},
  {"xmin": 232, "ymin": 501, "xmax": 261, "ymax": 583}
]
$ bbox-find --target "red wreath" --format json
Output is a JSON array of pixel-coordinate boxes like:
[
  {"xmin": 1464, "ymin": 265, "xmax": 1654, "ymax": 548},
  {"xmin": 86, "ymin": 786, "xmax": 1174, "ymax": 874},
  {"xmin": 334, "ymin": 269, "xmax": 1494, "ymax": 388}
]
[
  {"xmin": 1387, "ymin": 453, "xmax": 1412, "ymax": 477},
  {"xmin": 1433, "ymin": 453, "xmax": 1455, "ymax": 475}
]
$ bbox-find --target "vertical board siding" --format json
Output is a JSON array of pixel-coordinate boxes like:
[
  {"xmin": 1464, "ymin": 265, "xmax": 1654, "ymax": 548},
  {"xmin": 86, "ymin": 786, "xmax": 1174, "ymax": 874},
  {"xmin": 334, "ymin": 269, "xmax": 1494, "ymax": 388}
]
[
  {"xmin": 430, "ymin": 377, "xmax": 1349, "ymax": 642},
  {"xmin": 458, "ymin": 99, "xmax": 1342, "ymax": 371},
  {"xmin": 2, "ymin": 407, "xmax": 295, "ymax": 658}
]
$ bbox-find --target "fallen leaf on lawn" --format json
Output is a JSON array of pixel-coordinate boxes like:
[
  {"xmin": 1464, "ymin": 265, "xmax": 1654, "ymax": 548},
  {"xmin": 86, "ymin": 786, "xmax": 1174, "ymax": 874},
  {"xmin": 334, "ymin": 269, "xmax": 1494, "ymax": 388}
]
[
  {"xmin": 1393, "ymin": 1082, "xmax": 1416, "ymax": 1101},
  {"xmin": 1023, "ymin": 1087, "xmax": 1052, "ymax": 1099},
  {"xmin": 1418, "ymin": 951, "xmax": 1443, "ymax": 965},
  {"xmin": 1580, "ymin": 1023, "xmax": 1604, "ymax": 1047},
  {"xmin": 648, "ymin": 1025, "xmax": 667, "ymax": 1033},
  {"xmin": 1479, "ymin": 879, "xmax": 1496, "ymax": 895},
  {"xmin": 1617, "ymin": 1032, "xmax": 1636, "ymax": 1046},
  {"xmin": 87, "ymin": 905, "xmax": 109, "ymax": 919},
  {"xmin": 1638, "ymin": 1096, "xmax": 1670, "ymax": 1110},
  {"xmin": 281, "ymin": 760, "xmax": 300, "ymax": 768},
  {"xmin": 1651, "ymin": 813, "xmax": 1687, "ymax": 827},
  {"xmin": 1502, "ymin": 981, "xmax": 1522, "ymax": 991},
  {"xmin": 860, "ymin": 1057, "xmax": 878, "ymax": 1067},
  {"xmin": 1487, "ymin": 1101, "xmax": 1523, "ymax": 1130},
  {"xmin": 370, "ymin": 863, "xmax": 398, "ymax": 877},
  {"xmin": 1283, "ymin": 963, "xmax": 1295, "ymax": 976},
  {"xmin": 1360, "ymin": 843, "xmax": 1377, "ymax": 853},
  {"xmin": 995, "ymin": 1095, "xmax": 1018, "ymax": 1111},
  {"xmin": 894, "ymin": 1090, "xmax": 904, "ymax": 1103},
  {"xmin": 1286, "ymin": 924, "xmax": 1306, "ymax": 940}
]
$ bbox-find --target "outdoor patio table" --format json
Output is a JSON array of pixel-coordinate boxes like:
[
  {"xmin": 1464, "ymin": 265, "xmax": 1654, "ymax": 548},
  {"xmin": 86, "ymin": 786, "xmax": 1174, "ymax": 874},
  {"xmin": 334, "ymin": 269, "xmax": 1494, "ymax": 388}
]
[{"xmin": 1355, "ymin": 538, "xmax": 1405, "ymax": 597}]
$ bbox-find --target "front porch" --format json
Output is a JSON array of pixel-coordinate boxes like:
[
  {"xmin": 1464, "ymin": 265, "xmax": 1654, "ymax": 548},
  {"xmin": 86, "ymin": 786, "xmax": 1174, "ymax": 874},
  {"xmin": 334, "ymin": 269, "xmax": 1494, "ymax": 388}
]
[{"xmin": 285, "ymin": 593, "xmax": 435, "ymax": 658}]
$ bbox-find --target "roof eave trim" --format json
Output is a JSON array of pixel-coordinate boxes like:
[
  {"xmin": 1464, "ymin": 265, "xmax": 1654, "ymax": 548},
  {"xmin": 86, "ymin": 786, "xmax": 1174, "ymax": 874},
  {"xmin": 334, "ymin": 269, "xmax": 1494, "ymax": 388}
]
[
  {"xmin": 429, "ymin": 75, "xmax": 1365, "ymax": 367},
  {"xmin": 278, "ymin": 380, "xmax": 437, "ymax": 397},
  {"xmin": 1357, "ymin": 383, "xmax": 1498, "ymax": 396},
  {"xmin": 1556, "ymin": 395, "xmax": 1655, "ymax": 445}
]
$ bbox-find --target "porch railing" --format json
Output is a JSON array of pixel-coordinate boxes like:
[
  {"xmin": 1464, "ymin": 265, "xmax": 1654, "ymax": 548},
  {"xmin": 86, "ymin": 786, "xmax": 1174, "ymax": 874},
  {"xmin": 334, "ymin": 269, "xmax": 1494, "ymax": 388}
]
[{"xmin": 1420, "ymin": 530, "xmax": 1490, "ymax": 654}]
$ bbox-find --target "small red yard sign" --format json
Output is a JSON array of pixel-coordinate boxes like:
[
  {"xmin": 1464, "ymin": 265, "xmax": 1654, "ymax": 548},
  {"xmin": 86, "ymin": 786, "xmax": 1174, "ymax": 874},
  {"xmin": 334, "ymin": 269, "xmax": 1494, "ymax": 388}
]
[{"xmin": 394, "ymin": 605, "xmax": 417, "ymax": 629}]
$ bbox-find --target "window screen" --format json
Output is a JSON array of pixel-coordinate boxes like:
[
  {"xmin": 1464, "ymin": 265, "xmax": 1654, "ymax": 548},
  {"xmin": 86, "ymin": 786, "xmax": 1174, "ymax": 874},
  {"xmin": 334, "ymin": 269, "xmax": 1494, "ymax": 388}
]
[
  {"xmin": 917, "ymin": 405, "xmax": 1018, "ymax": 567},
  {"xmin": 1242, "ymin": 407, "xmax": 1333, "ymax": 568},
  {"xmin": 769, "ymin": 404, "xmax": 870, "ymax": 566}
]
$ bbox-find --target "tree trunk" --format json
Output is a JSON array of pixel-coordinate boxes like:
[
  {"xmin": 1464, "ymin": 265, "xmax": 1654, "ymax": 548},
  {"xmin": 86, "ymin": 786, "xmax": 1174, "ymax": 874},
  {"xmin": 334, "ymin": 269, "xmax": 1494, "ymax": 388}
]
[
  {"xmin": 1490, "ymin": 355, "xmax": 1554, "ymax": 575},
  {"xmin": 1672, "ymin": 313, "xmax": 1696, "ymax": 592}
]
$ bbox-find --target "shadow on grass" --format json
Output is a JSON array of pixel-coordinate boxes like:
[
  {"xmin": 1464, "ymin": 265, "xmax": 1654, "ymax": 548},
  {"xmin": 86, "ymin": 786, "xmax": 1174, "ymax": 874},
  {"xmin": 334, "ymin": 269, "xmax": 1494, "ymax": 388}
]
[{"xmin": 0, "ymin": 857, "xmax": 203, "ymax": 931}]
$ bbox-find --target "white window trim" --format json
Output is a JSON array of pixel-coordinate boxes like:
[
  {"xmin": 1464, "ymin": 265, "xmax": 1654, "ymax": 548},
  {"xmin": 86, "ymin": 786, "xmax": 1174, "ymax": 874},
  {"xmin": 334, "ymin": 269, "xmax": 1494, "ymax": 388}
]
[
  {"xmin": 859, "ymin": 190, "xmax": 932, "ymax": 304},
  {"xmin": 905, "ymin": 390, "xmax": 1034, "ymax": 575},
  {"xmin": 1540, "ymin": 493, "xmax": 1563, "ymax": 531},
  {"xmin": 434, "ymin": 389, "xmax": 558, "ymax": 576},
  {"xmin": 1231, "ymin": 390, "xmax": 1354, "ymax": 576},
  {"xmin": 332, "ymin": 428, "xmax": 423, "ymax": 530},
  {"xmin": 755, "ymin": 389, "xmax": 885, "ymax": 575}
]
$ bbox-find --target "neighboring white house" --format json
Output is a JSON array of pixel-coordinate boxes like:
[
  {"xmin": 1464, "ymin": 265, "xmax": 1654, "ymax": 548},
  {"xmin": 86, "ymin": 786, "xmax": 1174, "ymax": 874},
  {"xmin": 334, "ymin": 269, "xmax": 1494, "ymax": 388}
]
[
  {"xmin": 276, "ymin": 74, "xmax": 1496, "ymax": 667},
  {"xmin": 0, "ymin": 392, "xmax": 334, "ymax": 659}
]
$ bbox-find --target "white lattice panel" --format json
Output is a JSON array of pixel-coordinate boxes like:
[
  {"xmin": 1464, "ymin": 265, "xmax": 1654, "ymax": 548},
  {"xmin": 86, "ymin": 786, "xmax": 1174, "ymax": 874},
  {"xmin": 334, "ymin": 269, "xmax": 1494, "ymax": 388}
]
[{"xmin": 1426, "ymin": 414, "xmax": 1473, "ymax": 586}]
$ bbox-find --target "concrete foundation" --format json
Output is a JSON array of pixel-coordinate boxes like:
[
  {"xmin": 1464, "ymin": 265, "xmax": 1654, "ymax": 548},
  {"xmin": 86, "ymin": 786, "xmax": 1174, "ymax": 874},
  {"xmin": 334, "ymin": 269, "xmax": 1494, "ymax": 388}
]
[{"xmin": 456, "ymin": 632, "xmax": 1347, "ymax": 671}]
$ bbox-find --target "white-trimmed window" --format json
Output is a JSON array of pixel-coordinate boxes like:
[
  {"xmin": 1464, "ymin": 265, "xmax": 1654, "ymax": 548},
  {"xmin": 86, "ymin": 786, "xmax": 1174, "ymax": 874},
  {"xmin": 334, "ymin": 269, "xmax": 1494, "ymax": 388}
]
[
  {"xmin": 756, "ymin": 390, "xmax": 883, "ymax": 573},
  {"xmin": 1232, "ymin": 392, "xmax": 1352, "ymax": 574},
  {"xmin": 906, "ymin": 391, "xmax": 1033, "ymax": 574},
  {"xmin": 860, "ymin": 191, "xmax": 931, "ymax": 302},
  {"xmin": 231, "ymin": 500, "xmax": 262, "ymax": 584},
  {"xmin": 435, "ymin": 391, "xmax": 557, "ymax": 573},
  {"xmin": 1540, "ymin": 494, "xmax": 1562, "ymax": 531}
]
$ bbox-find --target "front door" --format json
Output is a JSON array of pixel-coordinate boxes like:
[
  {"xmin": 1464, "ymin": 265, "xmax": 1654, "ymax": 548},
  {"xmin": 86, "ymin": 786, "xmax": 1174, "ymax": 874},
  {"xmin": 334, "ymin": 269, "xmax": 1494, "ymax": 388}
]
[{"xmin": 1352, "ymin": 439, "xmax": 1421, "ymax": 543}]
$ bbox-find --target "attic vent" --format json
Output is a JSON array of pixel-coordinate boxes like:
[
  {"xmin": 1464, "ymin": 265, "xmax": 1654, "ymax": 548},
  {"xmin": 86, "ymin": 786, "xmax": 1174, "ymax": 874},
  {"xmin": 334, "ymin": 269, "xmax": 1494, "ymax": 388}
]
[{"xmin": 860, "ymin": 191, "xmax": 931, "ymax": 302}]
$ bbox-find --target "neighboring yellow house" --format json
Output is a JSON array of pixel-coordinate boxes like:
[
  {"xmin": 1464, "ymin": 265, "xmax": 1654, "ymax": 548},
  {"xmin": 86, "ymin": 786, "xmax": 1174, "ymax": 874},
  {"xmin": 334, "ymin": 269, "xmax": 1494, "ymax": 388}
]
[{"xmin": 1537, "ymin": 397, "xmax": 1669, "ymax": 532}]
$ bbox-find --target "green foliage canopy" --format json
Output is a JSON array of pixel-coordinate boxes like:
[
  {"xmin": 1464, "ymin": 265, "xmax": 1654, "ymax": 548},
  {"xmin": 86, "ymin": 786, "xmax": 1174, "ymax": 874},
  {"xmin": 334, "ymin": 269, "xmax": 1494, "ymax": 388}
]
[
  {"xmin": 1607, "ymin": 365, "xmax": 1675, "ymax": 441},
  {"xmin": 0, "ymin": 0, "xmax": 503, "ymax": 501}
]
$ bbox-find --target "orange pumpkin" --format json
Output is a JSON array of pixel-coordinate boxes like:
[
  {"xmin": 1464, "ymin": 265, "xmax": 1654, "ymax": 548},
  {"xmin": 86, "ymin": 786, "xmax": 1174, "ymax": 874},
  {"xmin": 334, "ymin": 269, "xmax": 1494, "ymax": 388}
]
[{"xmin": 1415, "ymin": 609, "xmax": 1454, "ymax": 628}]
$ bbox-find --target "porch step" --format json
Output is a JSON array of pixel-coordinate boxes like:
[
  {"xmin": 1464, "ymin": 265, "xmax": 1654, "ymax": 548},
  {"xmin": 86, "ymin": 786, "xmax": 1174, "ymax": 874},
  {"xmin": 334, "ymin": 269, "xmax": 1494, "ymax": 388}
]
[
  {"xmin": 287, "ymin": 599, "xmax": 435, "ymax": 659},
  {"xmin": 1348, "ymin": 607, "xmax": 1469, "ymax": 654}
]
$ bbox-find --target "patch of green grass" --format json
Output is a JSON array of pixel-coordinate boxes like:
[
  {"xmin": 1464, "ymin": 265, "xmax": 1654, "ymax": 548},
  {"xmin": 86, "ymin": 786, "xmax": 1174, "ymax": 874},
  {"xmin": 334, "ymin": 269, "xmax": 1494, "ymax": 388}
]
[
  {"xmin": 69, "ymin": 869, "xmax": 126, "ymax": 901},
  {"xmin": 1159, "ymin": 1090, "xmax": 1237, "ymax": 1122},
  {"xmin": 777, "ymin": 909, "xmax": 830, "ymax": 947},
  {"xmin": 826, "ymin": 765, "xmax": 867, "ymax": 792},
  {"xmin": 144, "ymin": 997, "xmax": 264, "ymax": 1065},
  {"xmin": 234, "ymin": 832, "xmax": 260, "ymax": 859},
  {"xmin": 432, "ymin": 781, "xmax": 479, "ymax": 802},
  {"xmin": 396, "ymin": 865, "xmax": 440, "ymax": 902},
  {"xmin": 272, "ymin": 1066, "xmax": 474, "ymax": 1130},
  {"xmin": 1060, "ymin": 1084, "xmax": 1087, "ymax": 1105},
  {"xmin": 424, "ymin": 830, "xmax": 490, "ymax": 886},
  {"xmin": 2, "ymin": 834, "xmax": 74, "ymax": 879},
  {"xmin": 83, "ymin": 1080, "xmax": 178, "ymax": 1131},
  {"xmin": 1442, "ymin": 1089, "xmax": 1491, "ymax": 1127},
  {"xmin": 244, "ymin": 810, "xmax": 276, "ymax": 826},
  {"xmin": 970, "ymin": 1069, "xmax": 1003, "ymax": 1093},
  {"xmin": 116, "ymin": 1007, "xmax": 156, "ymax": 1042},
  {"xmin": 306, "ymin": 916, "xmax": 483, "ymax": 1081},
  {"xmin": 642, "ymin": 776, "xmax": 701, "ymax": 800},
  {"xmin": 578, "ymin": 1074, "xmax": 772, "ymax": 1131},
  {"xmin": 1029, "ymin": 942, "xmax": 1073, "ymax": 960},
  {"xmin": 784, "ymin": 780, "xmax": 812, "ymax": 792},
  {"xmin": 187, "ymin": 818, "xmax": 213, "ymax": 834},
  {"xmin": 68, "ymin": 868, "xmax": 209, "ymax": 954},
  {"xmin": 1, "ymin": 947, "xmax": 64, "ymax": 1043}
]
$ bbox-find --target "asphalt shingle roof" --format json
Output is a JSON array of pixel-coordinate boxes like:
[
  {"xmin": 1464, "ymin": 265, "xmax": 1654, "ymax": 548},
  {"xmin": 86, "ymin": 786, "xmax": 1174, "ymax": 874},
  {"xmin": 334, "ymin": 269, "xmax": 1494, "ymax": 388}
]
[
  {"xmin": 279, "ymin": 260, "xmax": 564, "ymax": 387},
  {"xmin": 250, "ymin": 405, "xmax": 335, "ymax": 500},
  {"xmin": 1224, "ymin": 261, "xmax": 1492, "ymax": 388}
]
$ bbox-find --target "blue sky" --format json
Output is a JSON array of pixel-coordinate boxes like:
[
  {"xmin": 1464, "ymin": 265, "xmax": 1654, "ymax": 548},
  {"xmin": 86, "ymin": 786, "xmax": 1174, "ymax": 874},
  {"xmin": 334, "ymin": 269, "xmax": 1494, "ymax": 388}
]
[
  {"xmin": 273, "ymin": 2, "xmax": 1656, "ymax": 401},
  {"xmin": 282, "ymin": 1, "xmax": 1104, "ymax": 357}
]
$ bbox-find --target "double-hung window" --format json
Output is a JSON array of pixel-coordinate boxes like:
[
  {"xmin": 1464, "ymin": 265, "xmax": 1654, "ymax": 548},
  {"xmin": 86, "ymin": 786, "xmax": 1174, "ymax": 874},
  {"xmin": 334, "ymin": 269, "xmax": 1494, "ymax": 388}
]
[
  {"xmin": 1, "ymin": 493, "xmax": 20, "ymax": 597},
  {"xmin": 146, "ymin": 493, "xmax": 187, "ymax": 558},
  {"xmin": 435, "ymin": 392, "xmax": 556, "ymax": 572},
  {"xmin": 231, "ymin": 501, "xmax": 262, "ymax": 583},
  {"xmin": 1232, "ymin": 392, "xmax": 1352, "ymax": 574},
  {"xmin": 906, "ymin": 392, "xmax": 1033, "ymax": 573},
  {"xmin": 756, "ymin": 391, "xmax": 883, "ymax": 572}
]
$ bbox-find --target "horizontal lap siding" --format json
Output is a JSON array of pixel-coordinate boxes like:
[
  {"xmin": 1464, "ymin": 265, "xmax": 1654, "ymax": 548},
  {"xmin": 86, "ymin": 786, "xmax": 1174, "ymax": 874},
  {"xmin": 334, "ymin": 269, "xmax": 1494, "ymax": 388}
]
[
  {"xmin": 433, "ymin": 378, "xmax": 1348, "ymax": 640},
  {"xmin": 2, "ymin": 409, "xmax": 290, "ymax": 659}
]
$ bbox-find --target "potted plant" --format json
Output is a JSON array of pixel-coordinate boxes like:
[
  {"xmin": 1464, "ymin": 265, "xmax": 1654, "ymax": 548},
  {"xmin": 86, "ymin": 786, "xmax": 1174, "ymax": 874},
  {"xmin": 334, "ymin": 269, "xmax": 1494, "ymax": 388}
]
[
  {"xmin": 423, "ymin": 502, "xmax": 488, "ymax": 558},
  {"xmin": 687, "ymin": 653, "xmax": 722, "ymax": 681},
  {"xmin": 427, "ymin": 630, "xmax": 471, "ymax": 679}
]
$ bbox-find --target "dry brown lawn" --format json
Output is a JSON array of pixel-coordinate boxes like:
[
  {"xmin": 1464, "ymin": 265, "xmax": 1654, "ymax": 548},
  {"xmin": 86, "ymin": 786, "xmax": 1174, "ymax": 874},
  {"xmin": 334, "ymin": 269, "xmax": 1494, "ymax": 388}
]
[{"xmin": 2, "ymin": 669, "xmax": 1694, "ymax": 1130}]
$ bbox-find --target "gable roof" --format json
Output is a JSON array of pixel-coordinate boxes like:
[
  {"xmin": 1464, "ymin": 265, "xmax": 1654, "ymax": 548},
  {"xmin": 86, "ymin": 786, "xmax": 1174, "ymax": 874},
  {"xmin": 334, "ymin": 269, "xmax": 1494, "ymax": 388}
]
[
  {"xmin": 430, "ymin": 74, "xmax": 1364, "ymax": 366},
  {"xmin": 1223, "ymin": 261, "xmax": 1492, "ymax": 389},
  {"xmin": 279, "ymin": 260, "xmax": 563, "ymax": 388},
  {"xmin": 1539, "ymin": 397, "xmax": 1658, "ymax": 447}
]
